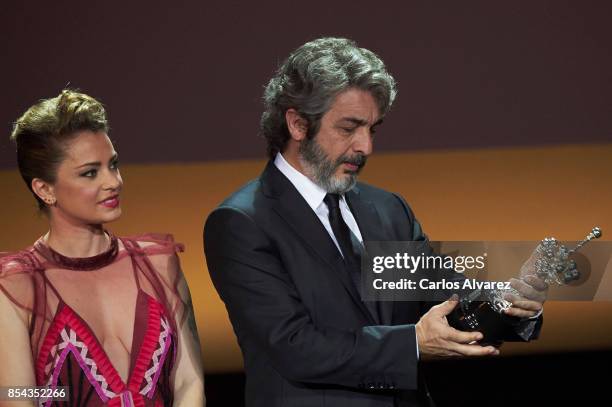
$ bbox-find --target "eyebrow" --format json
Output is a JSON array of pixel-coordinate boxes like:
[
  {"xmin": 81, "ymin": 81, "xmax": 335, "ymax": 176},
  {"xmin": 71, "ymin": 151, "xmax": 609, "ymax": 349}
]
[
  {"xmin": 338, "ymin": 117, "xmax": 384, "ymax": 127},
  {"xmin": 75, "ymin": 153, "xmax": 119, "ymax": 169}
]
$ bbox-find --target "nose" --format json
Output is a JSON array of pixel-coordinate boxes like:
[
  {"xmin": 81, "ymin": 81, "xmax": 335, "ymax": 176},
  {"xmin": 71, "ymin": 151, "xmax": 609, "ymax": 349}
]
[
  {"xmin": 352, "ymin": 128, "xmax": 373, "ymax": 156},
  {"xmin": 103, "ymin": 169, "xmax": 123, "ymax": 191}
]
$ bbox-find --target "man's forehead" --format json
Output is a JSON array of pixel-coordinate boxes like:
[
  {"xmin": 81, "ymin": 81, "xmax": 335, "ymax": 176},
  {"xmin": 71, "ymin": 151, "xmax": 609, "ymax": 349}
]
[{"xmin": 327, "ymin": 88, "xmax": 381, "ymax": 124}]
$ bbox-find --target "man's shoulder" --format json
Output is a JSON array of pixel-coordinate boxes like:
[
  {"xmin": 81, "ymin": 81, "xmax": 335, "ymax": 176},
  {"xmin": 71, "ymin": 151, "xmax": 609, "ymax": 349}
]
[
  {"xmin": 354, "ymin": 181, "xmax": 409, "ymax": 210},
  {"xmin": 214, "ymin": 177, "xmax": 265, "ymax": 217},
  {"xmin": 208, "ymin": 176, "xmax": 414, "ymax": 222}
]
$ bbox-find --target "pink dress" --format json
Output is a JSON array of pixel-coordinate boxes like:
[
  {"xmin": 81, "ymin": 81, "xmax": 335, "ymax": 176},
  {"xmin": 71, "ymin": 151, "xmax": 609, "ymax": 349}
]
[{"xmin": 0, "ymin": 233, "xmax": 187, "ymax": 406}]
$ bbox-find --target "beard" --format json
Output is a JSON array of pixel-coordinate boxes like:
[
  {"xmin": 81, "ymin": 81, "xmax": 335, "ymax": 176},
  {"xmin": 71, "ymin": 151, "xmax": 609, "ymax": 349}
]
[{"xmin": 298, "ymin": 136, "xmax": 367, "ymax": 194}]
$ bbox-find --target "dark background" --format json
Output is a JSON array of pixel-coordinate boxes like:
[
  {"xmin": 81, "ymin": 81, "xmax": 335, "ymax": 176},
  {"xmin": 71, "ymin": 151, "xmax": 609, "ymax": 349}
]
[
  {"xmin": 1, "ymin": 0, "xmax": 611, "ymax": 168},
  {"xmin": 204, "ymin": 351, "xmax": 612, "ymax": 407},
  {"xmin": 2, "ymin": 1, "xmax": 611, "ymax": 406}
]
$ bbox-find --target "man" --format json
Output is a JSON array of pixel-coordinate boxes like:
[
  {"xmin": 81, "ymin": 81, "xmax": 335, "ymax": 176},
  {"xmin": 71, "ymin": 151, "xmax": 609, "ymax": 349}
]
[{"xmin": 204, "ymin": 37, "xmax": 545, "ymax": 407}]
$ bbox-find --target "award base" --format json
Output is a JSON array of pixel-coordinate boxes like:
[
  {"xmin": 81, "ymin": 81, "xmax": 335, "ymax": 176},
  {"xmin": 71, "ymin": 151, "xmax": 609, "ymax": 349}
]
[{"xmin": 448, "ymin": 298, "xmax": 522, "ymax": 346}]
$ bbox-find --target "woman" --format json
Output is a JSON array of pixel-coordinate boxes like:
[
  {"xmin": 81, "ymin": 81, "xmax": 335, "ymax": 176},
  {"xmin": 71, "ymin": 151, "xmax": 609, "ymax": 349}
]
[{"xmin": 0, "ymin": 90, "xmax": 205, "ymax": 406}]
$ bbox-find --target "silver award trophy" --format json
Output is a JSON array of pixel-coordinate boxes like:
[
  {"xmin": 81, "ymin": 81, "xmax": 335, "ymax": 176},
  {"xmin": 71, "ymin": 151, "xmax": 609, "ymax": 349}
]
[{"xmin": 449, "ymin": 227, "xmax": 602, "ymax": 344}]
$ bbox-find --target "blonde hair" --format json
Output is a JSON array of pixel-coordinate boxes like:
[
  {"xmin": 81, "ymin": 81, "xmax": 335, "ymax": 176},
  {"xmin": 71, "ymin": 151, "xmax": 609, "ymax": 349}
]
[{"xmin": 10, "ymin": 89, "xmax": 109, "ymax": 210}]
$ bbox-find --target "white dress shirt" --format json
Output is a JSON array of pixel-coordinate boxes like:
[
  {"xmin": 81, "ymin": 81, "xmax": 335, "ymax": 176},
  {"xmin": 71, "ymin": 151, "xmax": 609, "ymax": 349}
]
[{"xmin": 274, "ymin": 153, "xmax": 363, "ymax": 257}]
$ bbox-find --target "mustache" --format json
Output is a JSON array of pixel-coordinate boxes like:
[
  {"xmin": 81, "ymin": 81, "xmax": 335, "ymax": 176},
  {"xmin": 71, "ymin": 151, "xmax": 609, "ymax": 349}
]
[{"xmin": 338, "ymin": 154, "xmax": 367, "ymax": 170}]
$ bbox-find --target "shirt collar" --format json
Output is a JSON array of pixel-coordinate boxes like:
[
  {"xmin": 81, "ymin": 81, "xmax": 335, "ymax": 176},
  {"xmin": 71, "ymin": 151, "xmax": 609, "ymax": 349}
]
[{"xmin": 274, "ymin": 153, "xmax": 328, "ymax": 212}]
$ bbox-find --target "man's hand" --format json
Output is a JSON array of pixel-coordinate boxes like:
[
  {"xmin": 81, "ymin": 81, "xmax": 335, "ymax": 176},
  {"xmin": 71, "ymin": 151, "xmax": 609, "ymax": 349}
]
[
  {"xmin": 415, "ymin": 297, "xmax": 499, "ymax": 359},
  {"xmin": 503, "ymin": 248, "xmax": 549, "ymax": 318},
  {"xmin": 503, "ymin": 275, "xmax": 548, "ymax": 318}
]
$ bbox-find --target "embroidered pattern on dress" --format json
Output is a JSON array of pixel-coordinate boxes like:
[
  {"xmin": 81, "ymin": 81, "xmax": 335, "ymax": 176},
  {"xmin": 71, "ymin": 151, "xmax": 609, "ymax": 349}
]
[
  {"xmin": 36, "ymin": 296, "xmax": 175, "ymax": 407},
  {"xmin": 39, "ymin": 327, "xmax": 116, "ymax": 406},
  {"xmin": 140, "ymin": 315, "xmax": 173, "ymax": 397}
]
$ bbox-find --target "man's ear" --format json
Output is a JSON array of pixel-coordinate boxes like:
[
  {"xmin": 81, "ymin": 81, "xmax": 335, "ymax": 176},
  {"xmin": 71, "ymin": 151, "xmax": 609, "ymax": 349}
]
[
  {"xmin": 285, "ymin": 109, "xmax": 308, "ymax": 141},
  {"xmin": 32, "ymin": 178, "xmax": 56, "ymax": 205}
]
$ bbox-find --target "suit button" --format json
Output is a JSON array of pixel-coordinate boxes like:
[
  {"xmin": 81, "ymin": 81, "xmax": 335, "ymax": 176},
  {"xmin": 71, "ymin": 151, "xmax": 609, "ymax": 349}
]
[
  {"xmin": 388, "ymin": 384, "xmax": 395, "ymax": 390},
  {"xmin": 377, "ymin": 383, "xmax": 385, "ymax": 389},
  {"xmin": 367, "ymin": 382, "xmax": 375, "ymax": 389}
]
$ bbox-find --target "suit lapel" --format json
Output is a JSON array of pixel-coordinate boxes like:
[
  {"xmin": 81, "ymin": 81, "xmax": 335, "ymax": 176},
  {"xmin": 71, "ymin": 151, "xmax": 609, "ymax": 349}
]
[
  {"xmin": 262, "ymin": 162, "xmax": 377, "ymax": 325},
  {"xmin": 346, "ymin": 187, "xmax": 395, "ymax": 325}
]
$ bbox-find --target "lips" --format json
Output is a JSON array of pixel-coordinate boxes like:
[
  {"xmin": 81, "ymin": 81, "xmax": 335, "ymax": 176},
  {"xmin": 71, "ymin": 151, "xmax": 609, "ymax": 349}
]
[
  {"xmin": 99, "ymin": 196, "xmax": 120, "ymax": 208},
  {"xmin": 344, "ymin": 162, "xmax": 359, "ymax": 171},
  {"xmin": 339, "ymin": 154, "xmax": 367, "ymax": 174}
]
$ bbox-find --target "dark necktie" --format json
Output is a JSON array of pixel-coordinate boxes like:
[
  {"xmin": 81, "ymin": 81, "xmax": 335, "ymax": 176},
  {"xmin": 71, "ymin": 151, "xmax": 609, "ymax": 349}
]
[
  {"xmin": 324, "ymin": 194, "xmax": 380, "ymax": 323},
  {"xmin": 324, "ymin": 193, "xmax": 363, "ymax": 293}
]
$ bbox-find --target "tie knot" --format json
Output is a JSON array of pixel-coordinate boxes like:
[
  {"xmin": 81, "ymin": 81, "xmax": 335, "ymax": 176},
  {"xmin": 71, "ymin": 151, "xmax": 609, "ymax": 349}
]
[{"xmin": 324, "ymin": 193, "xmax": 341, "ymax": 211}]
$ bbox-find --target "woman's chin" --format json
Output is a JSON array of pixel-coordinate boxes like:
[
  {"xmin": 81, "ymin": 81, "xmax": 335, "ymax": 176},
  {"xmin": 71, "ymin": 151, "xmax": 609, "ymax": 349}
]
[{"xmin": 97, "ymin": 208, "xmax": 122, "ymax": 224}]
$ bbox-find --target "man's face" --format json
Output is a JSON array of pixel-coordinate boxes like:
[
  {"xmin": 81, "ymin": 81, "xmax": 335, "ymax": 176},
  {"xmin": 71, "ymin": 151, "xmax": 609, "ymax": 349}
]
[{"xmin": 299, "ymin": 88, "xmax": 382, "ymax": 194}]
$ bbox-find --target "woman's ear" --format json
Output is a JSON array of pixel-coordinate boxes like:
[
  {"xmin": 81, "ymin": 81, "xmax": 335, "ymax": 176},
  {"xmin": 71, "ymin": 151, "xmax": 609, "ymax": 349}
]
[{"xmin": 31, "ymin": 178, "xmax": 56, "ymax": 206}]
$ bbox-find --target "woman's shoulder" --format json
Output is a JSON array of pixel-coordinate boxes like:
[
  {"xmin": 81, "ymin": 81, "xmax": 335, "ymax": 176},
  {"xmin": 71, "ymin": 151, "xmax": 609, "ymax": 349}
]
[
  {"xmin": 118, "ymin": 232, "xmax": 185, "ymax": 257},
  {"xmin": 0, "ymin": 247, "xmax": 40, "ymax": 277},
  {"xmin": 118, "ymin": 232, "xmax": 185, "ymax": 286},
  {"xmin": 0, "ymin": 248, "xmax": 41, "ymax": 311}
]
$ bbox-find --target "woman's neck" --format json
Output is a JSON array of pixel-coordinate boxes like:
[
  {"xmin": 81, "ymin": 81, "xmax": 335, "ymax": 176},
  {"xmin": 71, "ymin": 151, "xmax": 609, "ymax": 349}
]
[{"xmin": 45, "ymin": 219, "xmax": 109, "ymax": 258}]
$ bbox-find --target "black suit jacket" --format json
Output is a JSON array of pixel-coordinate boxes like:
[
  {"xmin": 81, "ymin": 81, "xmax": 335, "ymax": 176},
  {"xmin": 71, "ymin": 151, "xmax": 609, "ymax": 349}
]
[{"xmin": 204, "ymin": 161, "xmax": 537, "ymax": 407}]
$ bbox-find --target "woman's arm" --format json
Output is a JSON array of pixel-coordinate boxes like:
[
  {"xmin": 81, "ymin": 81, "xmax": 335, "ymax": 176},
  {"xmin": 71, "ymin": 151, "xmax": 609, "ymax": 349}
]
[
  {"xmin": 137, "ymin": 236, "xmax": 205, "ymax": 406},
  {"xmin": 0, "ymin": 286, "xmax": 36, "ymax": 407},
  {"xmin": 171, "ymin": 270, "xmax": 205, "ymax": 406}
]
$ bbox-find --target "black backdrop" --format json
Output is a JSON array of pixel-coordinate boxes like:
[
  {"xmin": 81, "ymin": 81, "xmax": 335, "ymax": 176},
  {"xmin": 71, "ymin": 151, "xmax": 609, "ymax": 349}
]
[{"xmin": 2, "ymin": 1, "xmax": 611, "ymax": 168}]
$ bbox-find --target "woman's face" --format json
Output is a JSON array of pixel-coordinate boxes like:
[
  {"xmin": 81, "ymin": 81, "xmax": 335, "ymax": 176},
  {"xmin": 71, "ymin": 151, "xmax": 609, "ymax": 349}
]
[{"xmin": 49, "ymin": 131, "xmax": 123, "ymax": 226}]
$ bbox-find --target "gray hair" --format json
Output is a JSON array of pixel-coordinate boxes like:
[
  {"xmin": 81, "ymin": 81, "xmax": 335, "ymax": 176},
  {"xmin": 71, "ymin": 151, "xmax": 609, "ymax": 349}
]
[{"xmin": 260, "ymin": 37, "xmax": 397, "ymax": 158}]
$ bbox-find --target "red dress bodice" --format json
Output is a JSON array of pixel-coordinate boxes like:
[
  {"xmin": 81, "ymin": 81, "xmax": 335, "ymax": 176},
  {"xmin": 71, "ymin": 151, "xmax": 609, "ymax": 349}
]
[{"xmin": 0, "ymin": 233, "xmax": 185, "ymax": 407}]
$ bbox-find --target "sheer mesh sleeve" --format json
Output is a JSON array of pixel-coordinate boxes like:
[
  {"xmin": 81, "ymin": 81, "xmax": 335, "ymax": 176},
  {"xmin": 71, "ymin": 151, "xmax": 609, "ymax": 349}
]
[
  {"xmin": 0, "ymin": 252, "xmax": 36, "ymax": 312},
  {"xmin": 128, "ymin": 233, "xmax": 185, "ymax": 256},
  {"xmin": 123, "ymin": 234, "xmax": 205, "ymax": 400},
  {"xmin": 0, "ymin": 250, "xmax": 50, "ymax": 361},
  {"xmin": 119, "ymin": 234, "xmax": 188, "ymax": 336}
]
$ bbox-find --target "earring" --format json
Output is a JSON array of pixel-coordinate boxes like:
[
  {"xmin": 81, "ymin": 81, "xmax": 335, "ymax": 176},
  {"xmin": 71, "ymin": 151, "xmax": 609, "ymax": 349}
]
[{"xmin": 45, "ymin": 198, "xmax": 56, "ymax": 205}]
